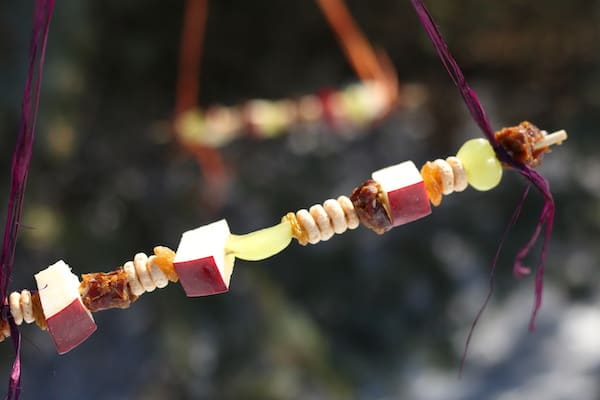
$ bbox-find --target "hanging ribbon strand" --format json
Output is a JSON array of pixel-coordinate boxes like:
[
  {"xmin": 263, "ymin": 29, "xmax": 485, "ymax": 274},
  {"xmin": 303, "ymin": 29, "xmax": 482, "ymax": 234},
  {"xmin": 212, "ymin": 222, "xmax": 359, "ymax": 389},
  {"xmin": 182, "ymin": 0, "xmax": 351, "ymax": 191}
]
[
  {"xmin": 410, "ymin": 0, "xmax": 559, "ymax": 332},
  {"xmin": 315, "ymin": 0, "xmax": 399, "ymax": 106},
  {"xmin": 1, "ymin": 0, "xmax": 55, "ymax": 398},
  {"xmin": 174, "ymin": 0, "xmax": 228, "ymax": 207}
]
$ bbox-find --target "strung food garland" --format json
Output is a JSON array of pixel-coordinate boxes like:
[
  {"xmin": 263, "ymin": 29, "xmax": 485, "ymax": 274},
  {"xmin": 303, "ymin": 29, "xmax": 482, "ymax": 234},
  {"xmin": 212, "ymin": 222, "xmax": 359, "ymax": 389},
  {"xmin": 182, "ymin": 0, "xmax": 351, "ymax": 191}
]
[
  {"xmin": 172, "ymin": 0, "xmax": 404, "ymax": 203},
  {"xmin": 174, "ymin": 0, "xmax": 404, "ymax": 149},
  {"xmin": 0, "ymin": 121, "xmax": 566, "ymax": 354},
  {"xmin": 174, "ymin": 80, "xmax": 423, "ymax": 148},
  {"xmin": 0, "ymin": 1, "xmax": 568, "ymax": 398}
]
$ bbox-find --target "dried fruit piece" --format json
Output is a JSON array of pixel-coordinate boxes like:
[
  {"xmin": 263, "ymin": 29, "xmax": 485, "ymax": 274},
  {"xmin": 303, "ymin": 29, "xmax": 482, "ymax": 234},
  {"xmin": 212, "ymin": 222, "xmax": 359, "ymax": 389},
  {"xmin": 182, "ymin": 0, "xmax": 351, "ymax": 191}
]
[
  {"xmin": 421, "ymin": 161, "xmax": 443, "ymax": 206},
  {"xmin": 0, "ymin": 320, "xmax": 10, "ymax": 342},
  {"xmin": 350, "ymin": 179, "xmax": 393, "ymax": 234},
  {"xmin": 31, "ymin": 293, "xmax": 47, "ymax": 330},
  {"xmin": 80, "ymin": 269, "xmax": 138, "ymax": 312},
  {"xmin": 495, "ymin": 121, "xmax": 546, "ymax": 168},
  {"xmin": 284, "ymin": 212, "xmax": 309, "ymax": 245},
  {"xmin": 153, "ymin": 246, "xmax": 179, "ymax": 282}
]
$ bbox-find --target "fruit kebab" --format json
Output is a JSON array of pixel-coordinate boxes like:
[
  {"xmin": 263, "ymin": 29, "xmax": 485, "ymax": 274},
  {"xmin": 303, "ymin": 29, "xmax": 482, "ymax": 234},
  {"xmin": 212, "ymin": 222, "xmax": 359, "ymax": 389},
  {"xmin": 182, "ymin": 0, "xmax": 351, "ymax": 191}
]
[
  {"xmin": 174, "ymin": 0, "xmax": 407, "ymax": 150},
  {"xmin": 174, "ymin": 80, "xmax": 422, "ymax": 148},
  {"xmin": 0, "ymin": 121, "xmax": 566, "ymax": 355},
  {"xmin": 410, "ymin": 0, "xmax": 566, "ymax": 332}
]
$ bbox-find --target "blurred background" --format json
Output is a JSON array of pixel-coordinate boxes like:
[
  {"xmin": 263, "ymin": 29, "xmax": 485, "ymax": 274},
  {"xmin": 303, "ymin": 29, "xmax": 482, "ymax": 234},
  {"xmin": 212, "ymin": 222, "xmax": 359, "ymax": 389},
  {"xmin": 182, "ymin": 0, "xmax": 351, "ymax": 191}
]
[{"xmin": 1, "ymin": 0, "xmax": 599, "ymax": 399}]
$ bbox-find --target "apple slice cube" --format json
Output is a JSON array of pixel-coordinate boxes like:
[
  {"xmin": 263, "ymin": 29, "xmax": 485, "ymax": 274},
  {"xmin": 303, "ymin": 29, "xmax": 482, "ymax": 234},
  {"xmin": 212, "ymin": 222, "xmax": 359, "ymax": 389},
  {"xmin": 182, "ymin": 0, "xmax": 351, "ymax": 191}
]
[
  {"xmin": 34, "ymin": 260, "xmax": 97, "ymax": 354},
  {"xmin": 174, "ymin": 219, "xmax": 235, "ymax": 297},
  {"xmin": 372, "ymin": 161, "xmax": 432, "ymax": 226}
]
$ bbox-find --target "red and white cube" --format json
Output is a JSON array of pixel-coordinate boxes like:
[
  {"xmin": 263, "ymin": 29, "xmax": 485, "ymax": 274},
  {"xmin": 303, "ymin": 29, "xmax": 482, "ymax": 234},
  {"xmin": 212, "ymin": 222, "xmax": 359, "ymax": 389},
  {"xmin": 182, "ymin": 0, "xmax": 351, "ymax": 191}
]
[
  {"xmin": 174, "ymin": 219, "xmax": 235, "ymax": 297},
  {"xmin": 372, "ymin": 161, "xmax": 431, "ymax": 226},
  {"xmin": 35, "ymin": 260, "xmax": 97, "ymax": 354}
]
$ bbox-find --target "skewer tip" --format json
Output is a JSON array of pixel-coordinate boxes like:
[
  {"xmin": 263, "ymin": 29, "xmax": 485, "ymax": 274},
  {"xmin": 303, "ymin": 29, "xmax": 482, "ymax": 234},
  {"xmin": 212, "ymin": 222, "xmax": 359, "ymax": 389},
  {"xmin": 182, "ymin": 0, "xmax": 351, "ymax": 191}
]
[{"xmin": 533, "ymin": 129, "xmax": 568, "ymax": 151}]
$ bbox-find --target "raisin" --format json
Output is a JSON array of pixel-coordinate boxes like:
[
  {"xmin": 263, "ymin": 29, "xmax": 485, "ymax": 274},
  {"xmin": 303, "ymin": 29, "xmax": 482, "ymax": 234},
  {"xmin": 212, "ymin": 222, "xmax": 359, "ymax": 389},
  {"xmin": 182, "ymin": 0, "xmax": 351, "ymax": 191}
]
[
  {"xmin": 421, "ymin": 161, "xmax": 443, "ymax": 206},
  {"xmin": 350, "ymin": 179, "xmax": 393, "ymax": 234},
  {"xmin": 495, "ymin": 121, "xmax": 545, "ymax": 168},
  {"xmin": 80, "ymin": 269, "xmax": 137, "ymax": 312}
]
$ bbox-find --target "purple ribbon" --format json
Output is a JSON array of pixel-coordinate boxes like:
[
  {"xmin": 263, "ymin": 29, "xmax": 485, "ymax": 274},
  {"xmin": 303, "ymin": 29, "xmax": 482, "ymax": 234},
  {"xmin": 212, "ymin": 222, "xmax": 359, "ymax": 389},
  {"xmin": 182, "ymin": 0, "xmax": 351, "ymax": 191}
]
[
  {"xmin": 410, "ymin": 0, "xmax": 555, "ymax": 332},
  {"xmin": 1, "ymin": 0, "xmax": 55, "ymax": 398}
]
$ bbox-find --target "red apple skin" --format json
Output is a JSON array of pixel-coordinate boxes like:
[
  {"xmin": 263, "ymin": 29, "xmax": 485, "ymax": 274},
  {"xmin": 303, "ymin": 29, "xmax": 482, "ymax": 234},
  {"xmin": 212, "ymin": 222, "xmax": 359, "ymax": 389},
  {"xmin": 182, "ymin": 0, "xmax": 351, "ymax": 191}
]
[
  {"xmin": 174, "ymin": 256, "xmax": 228, "ymax": 297},
  {"xmin": 387, "ymin": 181, "xmax": 432, "ymax": 226},
  {"xmin": 46, "ymin": 299, "xmax": 97, "ymax": 354}
]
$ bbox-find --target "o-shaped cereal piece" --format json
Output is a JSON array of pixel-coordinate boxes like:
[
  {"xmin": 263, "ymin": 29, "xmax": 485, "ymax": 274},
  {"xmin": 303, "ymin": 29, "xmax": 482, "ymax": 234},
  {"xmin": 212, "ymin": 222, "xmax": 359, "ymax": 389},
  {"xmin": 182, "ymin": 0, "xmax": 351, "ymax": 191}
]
[
  {"xmin": 9, "ymin": 292, "xmax": 23, "ymax": 325},
  {"xmin": 433, "ymin": 159, "xmax": 454, "ymax": 195},
  {"xmin": 124, "ymin": 261, "xmax": 145, "ymax": 296},
  {"xmin": 337, "ymin": 195, "xmax": 359, "ymax": 229},
  {"xmin": 134, "ymin": 252, "xmax": 156, "ymax": 292},
  {"xmin": 446, "ymin": 156, "xmax": 468, "ymax": 192},
  {"xmin": 21, "ymin": 289, "xmax": 35, "ymax": 324},
  {"xmin": 309, "ymin": 204, "xmax": 334, "ymax": 241},
  {"xmin": 296, "ymin": 209, "xmax": 321, "ymax": 244},
  {"xmin": 323, "ymin": 199, "xmax": 347, "ymax": 234},
  {"xmin": 147, "ymin": 255, "xmax": 169, "ymax": 289}
]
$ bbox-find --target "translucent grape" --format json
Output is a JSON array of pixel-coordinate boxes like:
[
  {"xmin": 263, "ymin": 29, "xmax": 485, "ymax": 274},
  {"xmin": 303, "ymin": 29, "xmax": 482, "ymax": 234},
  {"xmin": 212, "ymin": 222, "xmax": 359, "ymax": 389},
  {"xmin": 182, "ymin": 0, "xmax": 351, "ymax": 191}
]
[
  {"xmin": 456, "ymin": 138, "xmax": 503, "ymax": 191},
  {"xmin": 226, "ymin": 220, "xmax": 293, "ymax": 261}
]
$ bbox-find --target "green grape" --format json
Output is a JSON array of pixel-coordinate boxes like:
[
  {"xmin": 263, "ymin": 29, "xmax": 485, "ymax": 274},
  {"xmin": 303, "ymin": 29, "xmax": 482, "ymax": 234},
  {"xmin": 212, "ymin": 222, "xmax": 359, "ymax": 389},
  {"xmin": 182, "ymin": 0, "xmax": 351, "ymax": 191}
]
[
  {"xmin": 456, "ymin": 138, "xmax": 503, "ymax": 191},
  {"xmin": 226, "ymin": 219, "xmax": 293, "ymax": 261}
]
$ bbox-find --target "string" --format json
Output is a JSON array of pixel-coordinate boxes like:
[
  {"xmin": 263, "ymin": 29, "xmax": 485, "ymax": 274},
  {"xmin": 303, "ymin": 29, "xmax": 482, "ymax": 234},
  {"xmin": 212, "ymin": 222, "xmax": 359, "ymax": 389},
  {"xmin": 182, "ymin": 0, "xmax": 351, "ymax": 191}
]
[
  {"xmin": 315, "ymin": 0, "xmax": 398, "ymax": 104},
  {"xmin": 175, "ymin": 0, "xmax": 227, "ymax": 204},
  {"xmin": 410, "ymin": 0, "xmax": 556, "ymax": 343},
  {"xmin": 1, "ymin": 0, "xmax": 55, "ymax": 398}
]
